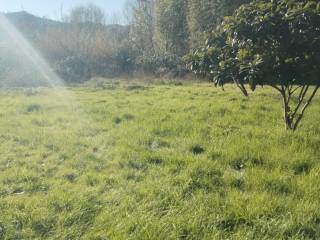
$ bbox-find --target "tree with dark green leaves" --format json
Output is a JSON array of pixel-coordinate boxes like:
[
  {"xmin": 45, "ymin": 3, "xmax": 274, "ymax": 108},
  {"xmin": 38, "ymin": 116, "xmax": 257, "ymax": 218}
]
[{"xmin": 189, "ymin": 0, "xmax": 320, "ymax": 130}]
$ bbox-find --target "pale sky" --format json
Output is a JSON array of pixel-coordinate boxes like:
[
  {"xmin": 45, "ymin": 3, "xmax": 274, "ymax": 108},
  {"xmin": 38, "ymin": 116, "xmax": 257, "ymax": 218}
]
[{"xmin": 0, "ymin": 0, "xmax": 127, "ymax": 21}]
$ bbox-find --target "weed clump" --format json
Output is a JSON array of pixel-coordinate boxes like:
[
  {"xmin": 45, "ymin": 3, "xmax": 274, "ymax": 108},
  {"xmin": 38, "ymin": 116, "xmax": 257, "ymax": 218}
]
[
  {"xmin": 265, "ymin": 179, "xmax": 291, "ymax": 195},
  {"xmin": 26, "ymin": 104, "xmax": 41, "ymax": 112},
  {"xmin": 231, "ymin": 178, "xmax": 245, "ymax": 190},
  {"xmin": 123, "ymin": 113, "xmax": 135, "ymax": 120},
  {"xmin": 32, "ymin": 218, "xmax": 55, "ymax": 237},
  {"xmin": 183, "ymin": 168, "xmax": 224, "ymax": 196},
  {"xmin": 0, "ymin": 224, "xmax": 5, "ymax": 238},
  {"xmin": 180, "ymin": 228, "xmax": 190, "ymax": 240},
  {"xmin": 113, "ymin": 117, "xmax": 122, "ymax": 124},
  {"xmin": 230, "ymin": 159, "xmax": 246, "ymax": 171},
  {"xmin": 63, "ymin": 173, "xmax": 77, "ymax": 183},
  {"xmin": 293, "ymin": 162, "xmax": 312, "ymax": 175},
  {"xmin": 250, "ymin": 157, "xmax": 264, "ymax": 166},
  {"xmin": 190, "ymin": 145, "xmax": 205, "ymax": 155},
  {"xmin": 217, "ymin": 215, "xmax": 251, "ymax": 232},
  {"xmin": 147, "ymin": 156, "xmax": 163, "ymax": 165},
  {"xmin": 283, "ymin": 226, "xmax": 317, "ymax": 240}
]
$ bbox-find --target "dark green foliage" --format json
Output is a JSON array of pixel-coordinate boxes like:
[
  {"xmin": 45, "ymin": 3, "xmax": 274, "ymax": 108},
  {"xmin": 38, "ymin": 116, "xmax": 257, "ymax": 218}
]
[
  {"xmin": 293, "ymin": 161, "xmax": 312, "ymax": 175},
  {"xmin": 113, "ymin": 116, "xmax": 122, "ymax": 124},
  {"xmin": 190, "ymin": 145, "xmax": 205, "ymax": 155},
  {"xmin": 192, "ymin": 0, "xmax": 320, "ymax": 87},
  {"xmin": 190, "ymin": 0, "xmax": 320, "ymax": 130}
]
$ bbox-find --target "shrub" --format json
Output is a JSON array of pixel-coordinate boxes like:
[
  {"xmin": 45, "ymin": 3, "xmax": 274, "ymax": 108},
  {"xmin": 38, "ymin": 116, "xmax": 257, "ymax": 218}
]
[
  {"xmin": 189, "ymin": 0, "xmax": 320, "ymax": 130},
  {"xmin": 55, "ymin": 56, "xmax": 91, "ymax": 83}
]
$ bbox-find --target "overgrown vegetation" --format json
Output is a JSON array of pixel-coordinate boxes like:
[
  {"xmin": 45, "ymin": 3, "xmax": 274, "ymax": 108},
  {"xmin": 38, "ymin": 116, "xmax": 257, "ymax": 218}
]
[{"xmin": 0, "ymin": 81, "xmax": 320, "ymax": 239}]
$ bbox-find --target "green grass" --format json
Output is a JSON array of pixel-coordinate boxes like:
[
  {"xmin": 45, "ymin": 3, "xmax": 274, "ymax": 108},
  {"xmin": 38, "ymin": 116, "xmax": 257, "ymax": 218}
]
[{"xmin": 0, "ymin": 80, "xmax": 320, "ymax": 239}]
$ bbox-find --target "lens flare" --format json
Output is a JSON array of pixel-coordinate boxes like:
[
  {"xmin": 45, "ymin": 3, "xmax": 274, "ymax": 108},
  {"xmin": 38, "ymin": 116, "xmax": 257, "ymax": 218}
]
[
  {"xmin": 0, "ymin": 13, "xmax": 96, "ymax": 135},
  {"xmin": 0, "ymin": 14, "xmax": 63, "ymax": 86}
]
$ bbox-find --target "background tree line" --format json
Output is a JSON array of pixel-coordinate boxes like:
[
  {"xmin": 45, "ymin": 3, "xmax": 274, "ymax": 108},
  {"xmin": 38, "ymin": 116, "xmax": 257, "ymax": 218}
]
[
  {"xmin": 129, "ymin": 0, "xmax": 251, "ymax": 77},
  {"xmin": 0, "ymin": 0, "xmax": 318, "ymax": 128},
  {"xmin": 47, "ymin": 0, "xmax": 252, "ymax": 81},
  {"xmin": 0, "ymin": 0, "xmax": 253, "ymax": 84}
]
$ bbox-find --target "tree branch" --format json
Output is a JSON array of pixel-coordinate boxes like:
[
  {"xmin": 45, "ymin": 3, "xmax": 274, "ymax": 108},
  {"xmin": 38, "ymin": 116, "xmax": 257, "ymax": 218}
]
[
  {"xmin": 233, "ymin": 78, "xmax": 248, "ymax": 96},
  {"xmin": 278, "ymin": 84, "xmax": 293, "ymax": 129},
  {"xmin": 293, "ymin": 85, "xmax": 319, "ymax": 130},
  {"xmin": 292, "ymin": 85, "xmax": 309, "ymax": 119},
  {"xmin": 291, "ymin": 85, "xmax": 301, "ymax": 94},
  {"xmin": 270, "ymin": 84, "xmax": 282, "ymax": 92}
]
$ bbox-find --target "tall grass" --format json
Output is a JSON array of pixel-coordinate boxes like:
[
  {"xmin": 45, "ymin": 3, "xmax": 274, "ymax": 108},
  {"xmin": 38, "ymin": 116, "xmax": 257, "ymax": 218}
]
[{"xmin": 0, "ymin": 81, "xmax": 319, "ymax": 239}]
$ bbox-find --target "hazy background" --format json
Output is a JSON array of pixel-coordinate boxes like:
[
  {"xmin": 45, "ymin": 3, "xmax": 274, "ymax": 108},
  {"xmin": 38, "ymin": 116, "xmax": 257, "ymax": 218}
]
[{"xmin": 0, "ymin": 0, "xmax": 126, "ymax": 20}]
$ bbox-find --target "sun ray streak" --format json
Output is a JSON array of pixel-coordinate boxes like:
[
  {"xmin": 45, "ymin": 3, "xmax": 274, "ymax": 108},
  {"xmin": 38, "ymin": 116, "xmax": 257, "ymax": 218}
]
[
  {"xmin": 0, "ymin": 14, "xmax": 62, "ymax": 87},
  {"xmin": 0, "ymin": 13, "xmax": 98, "ymax": 138}
]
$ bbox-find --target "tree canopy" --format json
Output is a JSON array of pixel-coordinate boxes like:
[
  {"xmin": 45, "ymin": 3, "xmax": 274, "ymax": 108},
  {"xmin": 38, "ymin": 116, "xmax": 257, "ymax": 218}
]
[{"xmin": 189, "ymin": 0, "xmax": 320, "ymax": 130}]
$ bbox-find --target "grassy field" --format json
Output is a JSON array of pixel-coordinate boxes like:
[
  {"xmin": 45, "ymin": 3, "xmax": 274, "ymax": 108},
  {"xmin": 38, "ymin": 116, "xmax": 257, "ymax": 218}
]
[{"xmin": 0, "ymin": 80, "xmax": 320, "ymax": 239}]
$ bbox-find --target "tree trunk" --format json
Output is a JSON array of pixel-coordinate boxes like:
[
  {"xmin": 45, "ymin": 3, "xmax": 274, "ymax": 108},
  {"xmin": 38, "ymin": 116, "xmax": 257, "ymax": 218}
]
[
  {"xmin": 272, "ymin": 84, "xmax": 319, "ymax": 131},
  {"xmin": 283, "ymin": 97, "xmax": 293, "ymax": 130},
  {"xmin": 279, "ymin": 86, "xmax": 293, "ymax": 130}
]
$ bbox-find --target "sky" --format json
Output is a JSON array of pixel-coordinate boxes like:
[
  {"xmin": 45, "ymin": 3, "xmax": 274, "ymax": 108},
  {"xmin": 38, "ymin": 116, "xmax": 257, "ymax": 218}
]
[{"xmin": 0, "ymin": 0, "xmax": 127, "ymax": 21}]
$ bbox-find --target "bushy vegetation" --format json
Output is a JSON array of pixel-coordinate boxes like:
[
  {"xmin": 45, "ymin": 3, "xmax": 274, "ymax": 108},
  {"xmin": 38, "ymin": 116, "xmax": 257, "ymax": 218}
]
[
  {"xmin": 0, "ymin": 81, "xmax": 320, "ymax": 239},
  {"xmin": 189, "ymin": 0, "xmax": 320, "ymax": 130}
]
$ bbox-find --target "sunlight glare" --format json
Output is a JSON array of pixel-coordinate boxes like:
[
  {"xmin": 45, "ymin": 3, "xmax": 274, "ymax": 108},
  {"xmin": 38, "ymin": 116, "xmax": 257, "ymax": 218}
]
[{"xmin": 0, "ymin": 13, "xmax": 62, "ymax": 86}]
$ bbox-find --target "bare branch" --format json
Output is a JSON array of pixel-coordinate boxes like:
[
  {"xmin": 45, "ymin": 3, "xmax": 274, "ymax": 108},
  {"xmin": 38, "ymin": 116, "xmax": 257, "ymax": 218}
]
[
  {"xmin": 270, "ymin": 84, "xmax": 282, "ymax": 92},
  {"xmin": 277, "ymin": 84, "xmax": 293, "ymax": 129},
  {"xmin": 291, "ymin": 85, "xmax": 301, "ymax": 94},
  {"xmin": 293, "ymin": 85, "xmax": 319, "ymax": 130},
  {"xmin": 292, "ymin": 85, "xmax": 309, "ymax": 118},
  {"xmin": 233, "ymin": 78, "xmax": 248, "ymax": 96}
]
